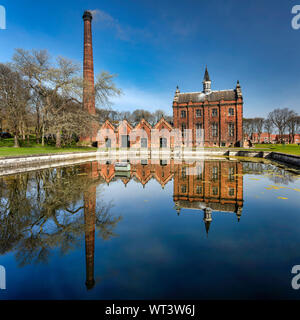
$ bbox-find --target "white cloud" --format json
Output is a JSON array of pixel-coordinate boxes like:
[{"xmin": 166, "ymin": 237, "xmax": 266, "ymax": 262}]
[
  {"xmin": 89, "ymin": 9, "xmax": 151, "ymax": 42},
  {"xmin": 110, "ymin": 86, "xmax": 173, "ymax": 114}
]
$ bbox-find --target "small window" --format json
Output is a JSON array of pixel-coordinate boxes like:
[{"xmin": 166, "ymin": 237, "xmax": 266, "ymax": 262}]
[
  {"xmin": 229, "ymin": 108, "xmax": 234, "ymax": 116},
  {"xmin": 221, "ymin": 142, "xmax": 226, "ymax": 147},
  {"xmin": 212, "ymin": 109, "xmax": 218, "ymax": 117},
  {"xmin": 196, "ymin": 123, "xmax": 202, "ymax": 138},
  {"xmin": 141, "ymin": 159, "xmax": 148, "ymax": 165},
  {"xmin": 228, "ymin": 167, "xmax": 235, "ymax": 181},
  {"xmin": 196, "ymin": 186, "xmax": 202, "ymax": 194},
  {"xmin": 181, "ymin": 185, "xmax": 187, "ymax": 193},
  {"xmin": 229, "ymin": 188, "xmax": 235, "ymax": 196},
  {"xmin": 212, "ymin": 187, "xmax": 218, "ymax": 196},
  {"xmin": 212, "ymin": 123, "xmax": 218, "ymax": 137},
  {"xmin": 212, "ymin": 167, "xmax": 218, "ymax": 181},
  {"xmin": 196, "ymin": 166, "xmax": 202, "ymax": 180},
  {"xmin": 181, "ymin": 110, "xmax": 186, "ymax": 118},
  {"xmin": 181, "ymin": 167, "xmax": 187, "ymax": 179},
  {"xmin": 228, "ymin": 123, "xmax": 234, "ymax": 137},
  {"xmin": 196, "ymin": 109, "xmax": 202, "ymax": 117}
]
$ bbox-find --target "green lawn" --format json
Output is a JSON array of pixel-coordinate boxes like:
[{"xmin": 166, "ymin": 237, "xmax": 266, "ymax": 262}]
[
  {"xmin": 251, "ymin": 144, "xmax": 300, "ymax": 156},
  {"xmin": 1, "ymin": 137, "xmax": 300, "ymax": 158},
  {"xmin": 0, "ymin": 138, "xmax": 96, "ymax": 157}
]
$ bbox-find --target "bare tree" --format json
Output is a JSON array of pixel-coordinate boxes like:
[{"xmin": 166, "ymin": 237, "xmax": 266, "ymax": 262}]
[
  {"xmin": 264, "ymin": 118, "xmax": 273, "ymax": 143},
  {"xmin": 268, "ymin": 108, "xmax": 290, "ymax": 143},
  {"xmin": 243, "ymin": 118, "xmax": 256, "ymax": 140},
  {"xmin": 153, "ymin": 109, "xmax": 166, "ymax": 124},
  {"xmin": 0, "ymin": 64, "xmax": 30, "ymax": 147},
  {"xmin": 253, "ymin": 117, "xmax": 264, "ymax": 142},
  {"xmin": 47, "ymin": 95, "xmax": 96, "ymax": 147},
  {"xmin": 286, "ymin": 110, "xmax": 299, "ymax": 143},
  {"xmin": 12, "ymin": 49, "xmax": 121, "ymax": 147},
  {"xmin": 132, "ymin": 109, "xmax": 154, "ymax": 125}
]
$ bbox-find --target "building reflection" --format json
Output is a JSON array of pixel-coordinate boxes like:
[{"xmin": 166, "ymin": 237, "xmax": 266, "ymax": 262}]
[
  {"xmin": 85, "ymin": 158, "xmax": 243, "ymax": 225},
  {"xmin": 80, "ymin": 159, "xmax": 243, "ymax": 290},
  {"xmin": 173, "ymin": 161, "xmax": 243, "ymax": 234}
]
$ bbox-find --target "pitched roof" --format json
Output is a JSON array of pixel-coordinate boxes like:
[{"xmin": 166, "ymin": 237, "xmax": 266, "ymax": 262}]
[
  {"xmin": 101, "ymin": 119, "xmax": 115, "ymax": 131},
  {"xmin": 176, "ymin": 90, "xmax": 237, "ymax": 103},
  {"xmin": 116, "ymin": 119, "xmax": 133, "ymax": 131},
  {"xmin": 134, "ymin": 118, "xmax": 152, "ymax": 130},
  {"xmin": 154, "ymin": 117, "xmax": 173, "ymax": 131}
]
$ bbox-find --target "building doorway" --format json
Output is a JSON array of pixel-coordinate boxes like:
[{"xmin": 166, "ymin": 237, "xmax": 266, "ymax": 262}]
[
  {"xmin": 160, "ymin": 137, "xmax": 167, "ymax": 148},
  {"xmin": 105, "ymin": 138, "xmax": 111, "ymax": 148},
  {"xmin": 141, "ymin": 138, "xmax": 148, "ymax": 148},
  {"xmin": 121, "ymin": 135, "xmax": 130, "ymax": 148}
]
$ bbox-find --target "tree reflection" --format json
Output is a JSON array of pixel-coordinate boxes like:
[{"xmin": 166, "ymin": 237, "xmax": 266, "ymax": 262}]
[
  {"xmin": 0, "ymin": 165, "xmax": 121, "ymax": 272},
  {"xmin": 243, "ymin": 162, "xmax": 297, "ymax": 185}
]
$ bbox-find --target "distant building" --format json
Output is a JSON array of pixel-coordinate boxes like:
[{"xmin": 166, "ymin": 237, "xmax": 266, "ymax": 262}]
[
  {"xmin": 250, "ymin": 133, "xmax": 300, "ymax": 144},
  {"xmin": 172, "ymin": 67, "xmax": 244, "ymax": 147}
]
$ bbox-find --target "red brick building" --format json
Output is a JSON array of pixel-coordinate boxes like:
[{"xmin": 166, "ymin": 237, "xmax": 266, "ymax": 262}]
[
  {"xmin": 250, "ymin": 133, "xmax": 300, "ymax": 144},
  {"xmin": 173, "ymin": 67, "xmax": 243, "ymax": 147}
]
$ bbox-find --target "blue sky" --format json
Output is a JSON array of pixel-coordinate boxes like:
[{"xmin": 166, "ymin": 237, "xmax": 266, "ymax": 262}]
[{"xmin": 0, "ymin": 0, "xmax": 300, "ymax": 117}]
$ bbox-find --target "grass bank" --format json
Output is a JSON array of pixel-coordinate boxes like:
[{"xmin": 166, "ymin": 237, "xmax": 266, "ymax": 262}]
[
  {"xmin": 1, "ymin": 137, "xmax": 299, "ymax": 158},
  {"xmin": 0, "ymin": 138, "xmax": 96, "ymax": 157},
  {"xmin": 250, "ymin": 144, "xmax": 300, "ymax": 156}
]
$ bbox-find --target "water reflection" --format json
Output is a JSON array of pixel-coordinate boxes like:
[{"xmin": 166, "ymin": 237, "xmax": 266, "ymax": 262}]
[
  {"xmin": 0, "ymin": 158, "xmax": 299, "ymax": 296},
  {"xmin": 0, "ymin": 162, "xmax": 121, "ymax": 290}
]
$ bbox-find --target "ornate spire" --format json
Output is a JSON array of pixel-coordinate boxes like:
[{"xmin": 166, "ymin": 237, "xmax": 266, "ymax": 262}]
[
  {"xmin": 203, "ymin": 208, "xmax": 212, "ymax": 237},
  {"xmin": 174, "ymin": 85, "xmax": 180, "ymax": 102},
  {"xmin": 202, "ymin": 66, "xmax": 212, "ymax": 94},
  {"xmin": 203, "ymin": 65, "xmax": 210, "ymax": 82},
  {"xmin": 236, "ymin": 80, "xmax": 242, "ymax": 99},
  {"xmin": 236, "ymin": 206, "xmax": 242, "ymax": 222}
]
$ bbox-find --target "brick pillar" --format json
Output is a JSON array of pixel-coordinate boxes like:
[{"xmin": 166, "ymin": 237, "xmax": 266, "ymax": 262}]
[{"xmin": 83, "ymin": 11, "xmax": 96, "ymax": 115}]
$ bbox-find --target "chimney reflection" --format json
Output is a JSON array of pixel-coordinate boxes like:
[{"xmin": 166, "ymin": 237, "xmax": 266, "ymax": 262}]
[{"xmin": 82, "ymin": 162, "xmax": 98, "ymax": 290}]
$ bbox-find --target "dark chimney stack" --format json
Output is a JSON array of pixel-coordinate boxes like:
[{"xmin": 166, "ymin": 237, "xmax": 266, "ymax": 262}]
[{"xmin": 83, "ymin": 10, "xmax": 96, "ymax": 115}]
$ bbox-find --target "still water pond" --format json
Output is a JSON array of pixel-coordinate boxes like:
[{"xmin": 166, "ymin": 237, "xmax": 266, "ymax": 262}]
[{"xmin": 0, "ymin": 158, "xmax": 300, "ymax": 299}]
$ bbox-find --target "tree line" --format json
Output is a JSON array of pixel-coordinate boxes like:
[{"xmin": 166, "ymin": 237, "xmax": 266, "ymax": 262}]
[
  {"xmin": 97, "ymin": 108, "xmax": 173, "ymax": 127},
  {"xmin": 243, "ymin": 108, "xmax": 300, "ymax": 143},
  {"xmin": 0, "ymin": 49, "xmax": 121, "ymax": 147}
]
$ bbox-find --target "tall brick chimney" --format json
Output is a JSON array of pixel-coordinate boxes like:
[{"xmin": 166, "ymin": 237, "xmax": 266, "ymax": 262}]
[{"xmin": 83, "ymin": 10, "xmax": 96, "ymax": 115}]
